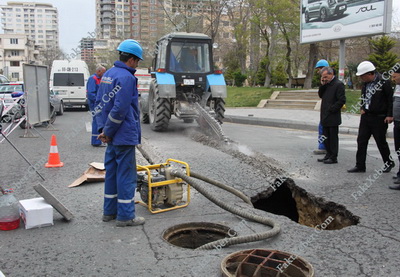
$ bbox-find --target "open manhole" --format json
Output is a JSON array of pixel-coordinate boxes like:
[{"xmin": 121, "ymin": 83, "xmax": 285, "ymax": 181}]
[
  {"xmin": 163, "ymin": 222, "xmax": 235, "ymax": 249},
  {"xmin": 221, "ymin": 249, "xmax": 314, "ymax": 277},
  {"xmin": 251, "ymin": 178, "xmax": 360, "ymax": 230}
]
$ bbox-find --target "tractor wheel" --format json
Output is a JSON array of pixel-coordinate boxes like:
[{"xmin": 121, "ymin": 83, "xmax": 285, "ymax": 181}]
[
  {"xmin": 149, "ymin": 81, "xmax": 171, "ymax": 131},
  {"xmin": 140, "ymin": 100, "xmax": 149, "ymax": 124},
  {"xmin": 214, "ymin": 98, "xmax": 225, "ymax": 124}
]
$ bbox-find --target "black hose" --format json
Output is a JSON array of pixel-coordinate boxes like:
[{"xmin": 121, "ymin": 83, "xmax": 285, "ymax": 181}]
[{"xmin": 171, "ymin": 170, "xmax": 281, "ymax": 250}]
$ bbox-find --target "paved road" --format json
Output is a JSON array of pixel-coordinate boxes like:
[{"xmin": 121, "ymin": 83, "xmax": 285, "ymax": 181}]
[{"xmin": 1, "ymin": 110, "xmax": 400, "ymax": 276}]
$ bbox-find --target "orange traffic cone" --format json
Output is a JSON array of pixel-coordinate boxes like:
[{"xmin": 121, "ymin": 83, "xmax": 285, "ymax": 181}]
[{"xmin": 45, "ymin": 134, "xmax": 64, "ymax": 168}]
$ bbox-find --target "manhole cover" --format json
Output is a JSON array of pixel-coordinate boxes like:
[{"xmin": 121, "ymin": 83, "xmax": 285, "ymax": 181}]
[
  {"xmin": 163, "ymin": 222, "xmax": 235, "ymax": 249},
  {"xmin": 221, "ymin": 249, "xmax": 314, "ymax": 277}
]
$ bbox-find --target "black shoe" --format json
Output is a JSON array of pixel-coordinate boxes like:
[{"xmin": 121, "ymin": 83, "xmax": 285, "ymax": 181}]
[
  {"xmin": 389, "ymin": 184, "xmax": 400, "ymax": 190},
  {"xmin": 347, "ymin": 167, "xmax": 366, "ymax": 173},
  {"xmin": 383, "ymin": 162, "xmax": 395, "ymax": 173},
  {"xmin": 324, "ymin": 158, "xmax": 337, "ymax": 164},
  {"xmin": 317, "ymin": 156, "xmax": 329, "ymax": 162}
]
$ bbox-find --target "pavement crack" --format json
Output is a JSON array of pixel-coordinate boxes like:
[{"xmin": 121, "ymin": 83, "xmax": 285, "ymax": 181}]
[
  {"xmin": 358, "ymin": 224, "xmax": 400, "ymax": 243},
  {"xmin": 333, "ymin": 246, "xmax": 368, "ymax": 276},
  {"xmin": 142, "ymin": 225, "xmax": 160, "ymax": 263}
]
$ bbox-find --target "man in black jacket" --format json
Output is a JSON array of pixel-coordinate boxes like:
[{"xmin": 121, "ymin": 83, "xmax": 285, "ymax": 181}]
[
  {"xmin": 348, "ymin": 61, "xmax": 394, "ymax": 173},
  {"xmin": 317, "ymin": 67, "xmax": 346, "ymax": 164}
]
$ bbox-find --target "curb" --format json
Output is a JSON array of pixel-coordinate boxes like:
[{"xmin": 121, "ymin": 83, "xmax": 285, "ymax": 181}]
[{"xmin": 224, "ymin": 115, "xmax": 394, "ymax": 138}]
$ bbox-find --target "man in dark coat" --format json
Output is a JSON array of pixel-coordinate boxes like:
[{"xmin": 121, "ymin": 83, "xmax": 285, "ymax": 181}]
[
  {"xmin": 348, "ymin": 61, "xmax": 394, "ymax": 173},
  {"xmin": 317, "ymin": 67, "xmax": 346, "ymax": 164}
]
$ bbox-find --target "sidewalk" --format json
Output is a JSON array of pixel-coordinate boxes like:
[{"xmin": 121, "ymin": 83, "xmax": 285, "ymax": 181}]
[{"xmin": 224, "ymin": 107, "xmax": 394, "ymax": 138}]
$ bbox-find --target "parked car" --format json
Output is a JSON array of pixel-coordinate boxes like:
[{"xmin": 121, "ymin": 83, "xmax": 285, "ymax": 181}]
[
  {"xmin": 304, "ymin": 0, "xmax": 347, "ymax": 23},
  {"xmin": 50, "ymin": 89, "xmax": 64, "ymax": 116},
  {"xmin": 0, "ymin": 82, "xmax": 24, "ymax": 107},
  {"xmin": 0, "ymin": 82, "xmax": 62, "ymax": 127}
]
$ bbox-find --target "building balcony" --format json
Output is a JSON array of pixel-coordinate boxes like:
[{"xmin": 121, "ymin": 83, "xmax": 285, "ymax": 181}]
[
  {"xmin": 99, "ymin": 0, "xmax": 115, "ymax": 6},
  {"xmin": 101, "ymin": 5, "xmax": 113, "ymax": 12}
]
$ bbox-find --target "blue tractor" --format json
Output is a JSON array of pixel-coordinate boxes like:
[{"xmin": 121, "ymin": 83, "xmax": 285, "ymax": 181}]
[{"xmin": 140, "ymin": 32, "xmax": 227, "ymax": 132}]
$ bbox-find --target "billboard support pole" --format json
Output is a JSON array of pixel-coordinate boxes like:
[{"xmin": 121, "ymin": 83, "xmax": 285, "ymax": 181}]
[{"xmin": 339, "ymin": 39, "xmax": 346, "ymax": 83}]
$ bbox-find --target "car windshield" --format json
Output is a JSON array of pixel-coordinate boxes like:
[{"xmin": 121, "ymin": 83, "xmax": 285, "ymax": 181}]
[
  {"xmin": 0, "ymin": 84, "xmax": 23, "ymax": 93},
  {"xmin": 169, "ymin": 41, "xmax": 211, "ymax": 73}
]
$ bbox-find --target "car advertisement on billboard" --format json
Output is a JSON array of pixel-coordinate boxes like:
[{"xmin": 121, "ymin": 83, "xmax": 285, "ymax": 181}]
[{"xmin": 300, "ymin": 0, "xmax": 393, "ymax": 44}]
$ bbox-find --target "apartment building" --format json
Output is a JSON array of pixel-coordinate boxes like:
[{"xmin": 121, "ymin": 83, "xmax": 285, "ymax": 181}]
[
  {"xmin": 0, "ymin": 1, "xmax": 59, "ymax": 51},
  {"xmin": 80, "ymin": 38, "xmax": 95, "ymax": 64},
  {"xmin": 0, "ymin": 33, "xmax": 39, "ymax": 80},
  {"xmin": 95, "ymin": 0, "xmax": 166, "ymax": 58}
]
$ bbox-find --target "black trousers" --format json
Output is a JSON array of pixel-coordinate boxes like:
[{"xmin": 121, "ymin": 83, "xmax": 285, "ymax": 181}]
[
  {"xmin": 322, "ymin": 126, "xmax": 339, "ymax": 160},
  {"xmin": 394, "ymin": 120, "xmax": 400, "ymax": 177},
  {"xmin": 356, "ymin": 114, "xmax": 392, "ymax": 169}
]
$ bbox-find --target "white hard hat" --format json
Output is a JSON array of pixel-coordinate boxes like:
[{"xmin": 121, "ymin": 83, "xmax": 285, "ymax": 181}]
[{"xmin": 356, "ymin": 61, "xmax": 376, "ymax": 76}]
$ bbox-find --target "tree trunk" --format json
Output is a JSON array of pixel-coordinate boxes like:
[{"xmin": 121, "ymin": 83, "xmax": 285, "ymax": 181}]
[
  {"xmin": 263, "ymin": 25, "xmax": 277, "ymax": 87},
  {"xmin": 304, "ymin": 43, "xmax": 319, "ymax": 89}
]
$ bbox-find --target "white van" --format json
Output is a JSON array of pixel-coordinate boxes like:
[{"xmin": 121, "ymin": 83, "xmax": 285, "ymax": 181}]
[{"xmin": 50, "ymin": 60, "xmax": 90, "ymax": 108}]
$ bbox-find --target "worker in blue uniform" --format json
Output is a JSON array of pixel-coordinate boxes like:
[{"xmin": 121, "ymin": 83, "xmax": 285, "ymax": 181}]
[
  {"xmin": 95, "ymin": 39, "xmax": 145, "ymax": 227},
  {"xmin": 87, "ymin": 65, "xmax": 106, "ymax": 146}
]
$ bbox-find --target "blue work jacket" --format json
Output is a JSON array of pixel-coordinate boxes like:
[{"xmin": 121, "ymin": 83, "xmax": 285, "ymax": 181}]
[
  {"xmin": 95, "ymin": 61, "xmax": 141, "ymax": 146},
  {"xmin": 87, "ymin": 74, "xmax": 101, "ymax": 103}
]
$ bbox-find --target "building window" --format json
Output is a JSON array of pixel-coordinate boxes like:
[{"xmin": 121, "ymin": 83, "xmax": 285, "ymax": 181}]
[
  {"xmin": 10, "ymin": 38, "xmax": 18, "ymax": 44},
  {"xmin": 11, "ymin": 50, "xmax": 19, "ymax": 56},
  {"xmin": 10, "ymin": 61, "xmax": 20, "ymax": 67},
  {"xmin": 12, "ymin": 72, "xmax": 20, "ymax": 79}
]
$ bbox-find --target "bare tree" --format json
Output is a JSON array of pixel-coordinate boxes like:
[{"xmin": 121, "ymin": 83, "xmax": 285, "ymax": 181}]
[{"xmin": 226, "ymin": 0, "xmax": 250, "ymax": 74}]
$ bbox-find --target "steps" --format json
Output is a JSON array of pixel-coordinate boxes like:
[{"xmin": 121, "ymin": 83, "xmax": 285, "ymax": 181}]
[{"xmin": 259, "ymin": 90, "xmax": 321, "ymax": 110}]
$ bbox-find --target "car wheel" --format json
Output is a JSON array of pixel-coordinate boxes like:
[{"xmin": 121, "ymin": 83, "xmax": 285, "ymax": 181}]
[
  {"xmin": 305, "ymin": 12, "xmax": 310, "ymax": 23},
  {"xmin": 57, "ymin": 101, "xmax": 64, "ymax": 115},
  {"xmin": 320, "ymin": 8, "xmax": 327, "ymax": 22},
  {"xmin": 49, "ymin": 105, "xmax": 56, "ymax": 124}
]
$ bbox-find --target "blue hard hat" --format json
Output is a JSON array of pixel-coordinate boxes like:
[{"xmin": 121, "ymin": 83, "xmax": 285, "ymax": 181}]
[
  {"xmin": 117, "ymin": 39, "xmax": 143, "ymax": 60},
  {"xmin": 315, "ymin": 59, "xmax": 329, "ymax": 68}
]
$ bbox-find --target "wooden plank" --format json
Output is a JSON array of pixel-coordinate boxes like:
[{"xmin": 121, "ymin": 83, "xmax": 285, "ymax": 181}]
[{"xmin": 33, "ymin": 183, "xmax": 74, "ymax": 221}]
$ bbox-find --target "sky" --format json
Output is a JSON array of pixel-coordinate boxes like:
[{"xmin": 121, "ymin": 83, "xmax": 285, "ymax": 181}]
[
  {"xmin": 0, "ymin": 0, "xmax": 399, "ymax": 55},
  {"xmin": 0, "ymin": 0, "xmax": 96, "ymax": 54}
]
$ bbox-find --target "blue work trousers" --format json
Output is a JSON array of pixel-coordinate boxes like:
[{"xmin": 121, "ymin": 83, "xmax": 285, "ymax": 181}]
[
  {"xmin": 89, "ymin": 99, "xmax": 101, "ymax": 146},
  {"xmin": 318, "ymin": 123, "xmax": 326, "ymax": 150},
  {"xmin": 103, "ymin": 145, "xmax": 137, "ymax": 221}
]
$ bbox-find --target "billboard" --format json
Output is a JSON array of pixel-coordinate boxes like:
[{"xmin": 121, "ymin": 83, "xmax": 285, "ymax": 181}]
[{"xmin": 300, "ymin": 0, "xmax": 393, "ymax": 44}]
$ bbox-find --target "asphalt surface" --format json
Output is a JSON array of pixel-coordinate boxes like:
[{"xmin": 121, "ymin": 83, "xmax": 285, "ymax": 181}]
[{"xmin": 0, "ymin": 107, "xmax": 399, "ymax": 277}]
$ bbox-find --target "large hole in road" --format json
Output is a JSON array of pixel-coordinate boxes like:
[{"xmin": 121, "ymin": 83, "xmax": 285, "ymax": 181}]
[{"xmin": 251, "ymin": 178, "xmax": 360, "ymax": 230}]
